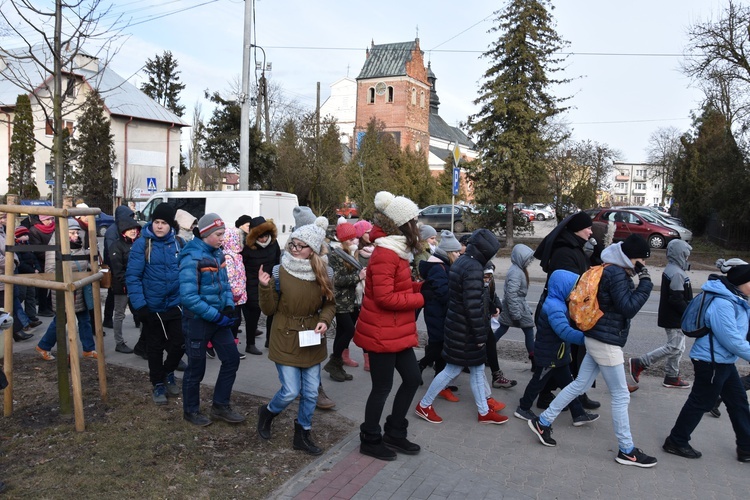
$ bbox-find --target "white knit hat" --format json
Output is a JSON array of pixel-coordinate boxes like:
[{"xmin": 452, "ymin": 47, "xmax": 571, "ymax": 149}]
[
  {"xmin": 374, "ymin": 191, "xmax": 419, "ymax": 227},
  {"xmin": 289, "ymin": 216, "xmax": 328, "ymax": 254}
]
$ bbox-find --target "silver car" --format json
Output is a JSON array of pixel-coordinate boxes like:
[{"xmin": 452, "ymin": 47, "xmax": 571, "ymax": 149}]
[{"xmin": 529, "ymin": 203, "xmax": 555, "ymax": 221}]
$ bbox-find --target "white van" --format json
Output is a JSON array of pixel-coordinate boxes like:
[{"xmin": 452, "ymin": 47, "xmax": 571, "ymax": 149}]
[{"xmin": 136, "ymin": 190, "xmax": 300, "ymax": 246}]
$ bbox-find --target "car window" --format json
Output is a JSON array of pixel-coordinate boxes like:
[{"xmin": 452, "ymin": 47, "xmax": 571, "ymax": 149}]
[{"xmin": 422, "ymin": 206, "xmax": 438, "ymax": 215}]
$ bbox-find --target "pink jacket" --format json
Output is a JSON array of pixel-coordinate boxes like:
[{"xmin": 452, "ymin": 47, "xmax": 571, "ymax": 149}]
[{"xmin": 223, "ymin": 228, "xmax": 247, "ymax": 305}]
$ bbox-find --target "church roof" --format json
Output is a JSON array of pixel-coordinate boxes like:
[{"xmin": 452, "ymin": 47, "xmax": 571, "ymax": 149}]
[
  {"xmin": 357, "ymin": 41, "xmax": 419, "ymax": 80},
  {"xmin": 429, "ymin": 113, "xmax": 473, "ymax": 148}
]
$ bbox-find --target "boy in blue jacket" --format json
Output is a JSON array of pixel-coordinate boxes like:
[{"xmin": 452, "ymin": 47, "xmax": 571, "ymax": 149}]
[{"xmin": 179, "ymin": 213, "xmax": 243, "ymax": 427}]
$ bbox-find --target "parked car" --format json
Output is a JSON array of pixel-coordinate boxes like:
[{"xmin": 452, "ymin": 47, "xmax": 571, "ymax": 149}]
[
  {"xmin": 616, "ymin": 205, "xmax": 691, "ymax": 242},
  {"xmin": 585, "ymin": 208, "xmax": 680, "ymax": 249},
  {"xmin": 418, "ymin": 204, "xmax": 470, "ymax": 232},
  {"xmin": 95, "ymin": 212, "xmax": 115, "ymax": 237},
  {"xmin": 527, "ymin": 203, "xmax": 555, "ymax": 221},
  {"xmin": 516, "ymin": 207, "xmax": 536, "ymax": 222},
  {"xmin": 336, "ymin": 202, "xmax": 359, "ymax": 219}
]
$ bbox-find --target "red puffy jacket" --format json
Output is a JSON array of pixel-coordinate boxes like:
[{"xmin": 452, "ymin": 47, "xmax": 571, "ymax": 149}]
[{"xmin": 354, "ymin": 227, "xmax": 424, "ymax": 353}]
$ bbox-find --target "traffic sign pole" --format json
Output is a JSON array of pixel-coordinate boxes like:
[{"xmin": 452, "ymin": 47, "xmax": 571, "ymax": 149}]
[{"xmin": 451, "ymin": 145, "xmax": 461, "ymax": 232}]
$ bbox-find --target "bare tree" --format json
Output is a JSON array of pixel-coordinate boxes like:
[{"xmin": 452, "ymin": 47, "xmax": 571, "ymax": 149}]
[{"xmin": 646, "ymin": 126, "xmax": 683, "ymax": 205}]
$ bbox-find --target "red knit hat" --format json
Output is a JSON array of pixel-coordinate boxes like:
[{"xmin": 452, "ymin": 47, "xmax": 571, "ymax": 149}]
[
  {"xmin": 336, "ymin": 223, "xmax": 357, "ymax": 242},
  {"xmin": 14, "ymin": 226, "xmax": 29, "ymax": 238}
]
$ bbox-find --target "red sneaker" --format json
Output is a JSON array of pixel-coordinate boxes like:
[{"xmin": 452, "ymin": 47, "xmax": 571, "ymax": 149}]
[
  {"xmin": 486, "ymin": 397, "xmax": 506, "ymax": 412},
  {"xmin": 415, "ymin": 403, "xmax": 443, "ymax": 424},
  {"xmin": 478, "ymin": 411, "xmax": 509, "ymax": 425},
  {"xmin": 438, "ymin": 388, "xmax": 459, "ymax": 402}
]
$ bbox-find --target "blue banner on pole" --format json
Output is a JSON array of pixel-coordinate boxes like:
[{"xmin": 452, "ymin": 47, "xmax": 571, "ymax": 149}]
[{"xmin": 452, "ymin": 167, "xmax": 460, "ymax": 196}]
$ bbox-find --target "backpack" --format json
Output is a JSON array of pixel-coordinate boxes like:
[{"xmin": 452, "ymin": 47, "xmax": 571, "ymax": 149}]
[
  {"xmin": 681, "ymin": 291, "xmax": 716, "ymax": 338},
  {"xmin": 568, "ymin": 264, "xmax": 609, "ymax": 331}
]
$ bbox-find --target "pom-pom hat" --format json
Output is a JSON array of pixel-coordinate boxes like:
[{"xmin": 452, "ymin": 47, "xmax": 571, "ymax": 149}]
[
  {"xmin": 14, "ymin": 226, "xmax": 29, "ymax": 238},
  {"xmin": 336, "ymin": 223, "xmax": 357, "ymax": 242},
  {"xmin": 293, "ymin": 206, "xmax": 316, "ymax": 228},
  {"xmin": 289, "ymin": 216, "xmax": 328, "ymax": 254},
  {"xmin": 374, "ymin": 191, "xmax": 419, "ymax": 227},
  {"xmin": 353, "ymin": 220, "xmax": 373, "ymax": 238},
  {"xmin": 235, "ymin": 215, "xmax": 253, "ymax": 228}
]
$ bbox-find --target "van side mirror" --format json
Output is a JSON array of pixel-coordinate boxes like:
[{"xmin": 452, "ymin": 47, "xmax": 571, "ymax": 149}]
[{"xmin": 134, "ymin": 210, "xmax": 141, "ymax": 220}]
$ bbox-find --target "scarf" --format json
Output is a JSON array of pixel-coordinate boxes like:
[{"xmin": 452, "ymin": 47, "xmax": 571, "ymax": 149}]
[
  {"xmin": 373, "ymin": 235, "xmax": 413, "ymax": 261},
  {"xmin": 281, "ymin": 251, "xmax": 316, "ymax": 281},
  {"xmin": 256, "ymin": 235, "xmax": 272, "ymax": 248},
  {"xmin": 359, "ymin": 244, "xmax": 374, "ymax": 259},
  {"xmin": 34, "ymin": 222, "xmax": 55, "ymax": 235}
]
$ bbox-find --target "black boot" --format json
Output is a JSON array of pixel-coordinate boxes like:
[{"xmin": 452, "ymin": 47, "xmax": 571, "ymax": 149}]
[
  {"xmin": 13, "ymin": 330, "xmax": 33, "ymax": 342},
  {"xmin": 579, "ymin": 393, "xmax": 601, "ymax": 410},
  {"xmin": 383, "ymin": 434, "xmax": 420, "ymax": 455},
  {"xmin": 359, "ymin": 432, "xmax": 396, "ymax": 461},
  {"xmin": 257, "ymin": 404, "xmax": 278, "ymax": 440},
  {"xmin": 293, "ymin": 420, "xmax": 322, "ymax": 456}
]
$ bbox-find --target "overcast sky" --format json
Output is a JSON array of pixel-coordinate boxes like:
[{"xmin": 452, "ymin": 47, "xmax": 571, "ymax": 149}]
[{"xmin": 4, "ymin": 0, "xmax": 732, "ymax": 163}]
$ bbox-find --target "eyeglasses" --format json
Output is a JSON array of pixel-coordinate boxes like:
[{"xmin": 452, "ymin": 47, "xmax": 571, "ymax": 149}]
[{"xmin": 287, "ymin": 241, "xmax": 309, "ymax": 252}]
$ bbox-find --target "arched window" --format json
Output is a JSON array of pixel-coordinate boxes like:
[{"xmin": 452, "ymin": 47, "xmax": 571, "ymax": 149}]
[
  {"xmin": 368, "ymin": 87, "xmax": 375, "ymax": 104},
  {"xmin": 411, "ymin": 87, "xmax": 417, "ymax": 105},
  {"xmin": 420, "ymin": 90, "xmax": 425, "ymax": 108},
  {"xmin": 387, "ymin": 86, "xmax": 394, "ymax": 103}
]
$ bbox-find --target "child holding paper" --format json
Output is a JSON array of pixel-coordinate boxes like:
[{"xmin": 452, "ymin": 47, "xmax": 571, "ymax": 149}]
[{"xmin": 257, "ymin": 216, "xmax": 336, "ymax": 456}]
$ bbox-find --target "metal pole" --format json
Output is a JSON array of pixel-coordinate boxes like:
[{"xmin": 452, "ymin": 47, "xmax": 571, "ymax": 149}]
[
  {"xmin": 238, "ymin": 0, "xmax": 253, "ymax": 191},
  {"xmin": 451, "ymin": 194, "xmax": 455, "ymax": 232}
]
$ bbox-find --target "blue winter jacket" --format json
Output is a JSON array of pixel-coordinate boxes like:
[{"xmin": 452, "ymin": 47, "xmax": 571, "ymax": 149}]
[
  {"xmin": 535, "ymin": 270, "xmax": 585, "ymax": 368},
  {"xmin": 178, "ymin": 236, "xmax": 234, "ymax": 322},
  {"xmin": 419, "ymin": 253, "xmax": 451, "ymax": 343},
  {"xmin": 690, "ymin": 276, "xmax": 750, "ymax": 364},
  {"xmin": 125, "ymin": 223, "xmax": 182, "ymax": 313}
]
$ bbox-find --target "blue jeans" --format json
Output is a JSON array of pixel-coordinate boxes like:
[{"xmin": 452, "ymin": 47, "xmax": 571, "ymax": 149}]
[
  {"xmin": 494, "ymin": 323, "xmax": 535, "ymax": 355},
  {"xmin": 421, "ymin": 363, "xmax": 489, "ymax": 415},
  {"xmin": 37, "ymin": 311, "xmax": 95, "ymax": 352},
  {"xmin": 182, "ymin": 315, "xmax": 240, "ymax": 414},
  {"xmin": 540, "ymin": 353, "xmax": 634, "ymax": 453},
  {"xmin": 669, "ymin": 360, "xmax": 750, "ymax": 451},
  {"xmin": 268, "ymin": 363, "xmax": 321, "ymax": 429}
]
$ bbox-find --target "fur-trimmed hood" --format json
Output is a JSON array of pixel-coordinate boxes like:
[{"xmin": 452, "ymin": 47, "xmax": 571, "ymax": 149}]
[
  {"xmin": 245, "ymin": 219, "xmax": 278, "ymax": 249},
  {"xmin": 372, "ymin": 211, "xmax": 402, "ymax": 236}
]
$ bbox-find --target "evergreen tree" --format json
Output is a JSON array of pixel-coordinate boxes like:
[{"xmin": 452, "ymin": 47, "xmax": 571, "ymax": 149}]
[
  {"xmin": 140, "ymin": 50, "xmax": 186, "ymax": 117},
  {"xmin": 468, "ymin": 0, "xmax": 570, "ymax": 244},
  {"xmin": 7, "ymin": 94, "xmax": 39, "ymax": 198},
  {"xmin": 70, "ymin": 90, "xmax": 115, "ymax": 204}
]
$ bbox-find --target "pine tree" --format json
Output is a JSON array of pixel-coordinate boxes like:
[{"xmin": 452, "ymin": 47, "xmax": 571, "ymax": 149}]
[
  {"xmin": 70, "ymin": 90, "xmax": 115, "ymax": 205},
  {"xmin": 7, "ymin": 94, "xmax": 40, "ymax": 198},
  {"xmin": 140, "ymin": 51, "xmax": 186, "ymax": 117},
  {"xmin": 468, "ymin": 0, "xmax": 570, "ymax": 243}
]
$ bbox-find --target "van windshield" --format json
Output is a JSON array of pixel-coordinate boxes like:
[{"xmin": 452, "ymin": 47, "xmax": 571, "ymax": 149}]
[{"xmin": 140, "ymin": 198, "xmax": 163, "ymax": 222}]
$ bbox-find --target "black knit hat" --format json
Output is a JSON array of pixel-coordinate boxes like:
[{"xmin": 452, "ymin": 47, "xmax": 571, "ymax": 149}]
[
  {"xmin": 151, "ymin": 203, "xmax": 176, "ymax": 227},
  {"xmin": 566, "ymin": 212, "xmax": 592, "ymax": 232},
  {"xmin": 728, "ymin": 265, "xmax": 750, "ymax": 286},
  {"xmin": 621, "ymin": 234, "xmax": 650, "ymax": 259},
  {"xmin": 250, "ymin": 216, "xmax": 267, "ymax": 228},
  {"xmin": 235, "ymin": 215, "xmax": 253, "ymax": 228}
]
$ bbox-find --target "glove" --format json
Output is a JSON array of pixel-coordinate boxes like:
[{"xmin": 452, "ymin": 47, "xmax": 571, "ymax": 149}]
[
  {"xmin": 215, "ymin": 314, "xmax": 235, "ymax": 328},
  {"xmin": 221, "ymin": 306, "xmax": 235, "ymax": 315},
  {"xmin": 634, "ymin": 262, "xmax": 650, "ymax": 280}
]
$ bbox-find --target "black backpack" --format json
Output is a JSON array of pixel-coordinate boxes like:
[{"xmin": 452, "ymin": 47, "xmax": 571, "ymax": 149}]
[{"xmin": 681, "ymin": 291, "xmax": 716, "ymax": 338}]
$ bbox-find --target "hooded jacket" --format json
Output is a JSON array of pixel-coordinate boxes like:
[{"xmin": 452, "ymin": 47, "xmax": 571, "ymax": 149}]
[
  {"xmin": 583, "ymin": 243, "xmax": 653, "ymax": 347},
  {"xmin": 179, "ymin": 237, "xmax": 234, "ymax": 322},
  {"xmin": 657, "ymin": 239, "xmax": 693, "ymax": 328},
  {"xmin": 223, "ymin": 227, "xmax": 247, "ymax": 305},
  {"xmin": 442, "ymin": 229, "xmax": 500, "ymax": 367},
  {"xmin": 690, "ymin": 276, "xmax": 750, "ymax": 364},
  {"xmin": 109, "ymin": 217, "xmax": 141, "ymax": 295},
  {"xmin": 125, "ymin": 223, "xmax": 182, "ymax": 313},
  {"xmin": 241, "ymin": 219, "xmax": 281, "ymax": 305},
  {"xmin": 419, "ymin": 252, "xmax": 451, "ymax": 343},
  {"xmin": 353, "ymin": 220, "xmax": 424, "ymax": 354},
  {"xmin": 534, "ymin": 270, "xmax": 585, "ymax": 368},
  {"xmin": 104, "ymin": 205, "xmax": 134, "ymax": 265},
  {"xmin": 45, "ymin": 232, "xmax": 89, "ymax": 313},
  {"xmin": 499, "ymin": 244, "xmax": 535, "ymax": 328}
]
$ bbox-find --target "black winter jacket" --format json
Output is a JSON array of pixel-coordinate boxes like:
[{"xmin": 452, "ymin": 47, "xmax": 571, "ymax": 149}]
[
  {"xmin": 109, "ymin": 217, "xmax": 141, "ymax": 295},
  {"xmin": 584, "ymin": 264, "xmax": 653, "ymax": 347},
  {"xmin": 547, "ymin": 230, "xmax": 590, "ymax": 278},
  {"xmin": 419, "ymin": 254, "xmax": 451, "ymax": 343},
  {"xmin": 443, "ymin": 229, "xmax": 500, "ymax": 367}
]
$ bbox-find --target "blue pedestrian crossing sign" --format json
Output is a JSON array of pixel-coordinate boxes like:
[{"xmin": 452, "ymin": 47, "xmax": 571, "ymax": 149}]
[{"xmin": 146, "ymin": 177, "xmax": 157, "ymax": 193}]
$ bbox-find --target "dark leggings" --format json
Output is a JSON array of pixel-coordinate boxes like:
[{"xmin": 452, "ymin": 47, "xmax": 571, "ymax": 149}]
[
  {"xmin": 333, "ymin": 309, "xmax": 359, "ymax": 357},
  {"xmin": 242, "ymin": 303, "xmax": 272, "ymax": 347},
  {"xmin": 419, "ymin": 340, "xmax": 447, "ymax": 375},
  {"xmin": 361, "ymin": 348, "xmax": 421, "ymax": 438},
  {"xmin": 486, "ymin": 335, "xmax": 500, "ymax": 373}
]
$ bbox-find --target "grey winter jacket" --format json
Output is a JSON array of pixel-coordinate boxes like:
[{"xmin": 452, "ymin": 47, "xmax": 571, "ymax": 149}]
[{"xmin": 499, "ymin": 244, "xmax": 535, "ymax": 328}]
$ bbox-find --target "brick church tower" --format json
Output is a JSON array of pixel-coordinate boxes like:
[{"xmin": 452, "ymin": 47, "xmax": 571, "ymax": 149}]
[{"xmin": 354, "ymin": 38, "xmax": 430, "ymax": 158}]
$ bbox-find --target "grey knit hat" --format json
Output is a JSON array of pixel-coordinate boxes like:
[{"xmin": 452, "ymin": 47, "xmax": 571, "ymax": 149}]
[
  {"xmin": 419, "ymin": 224, "xmax": 437, "ymax": 240},
  {"xmin": 293, "ymin": 206, "xmax": 316, "ymax": 228},
  {"xmin": 437, "ymin": 230, "xmax": 461, "ymax": 252},
  {"xmin": 197, "ymin": 213, "xmax": 225, "ymax": 238}
]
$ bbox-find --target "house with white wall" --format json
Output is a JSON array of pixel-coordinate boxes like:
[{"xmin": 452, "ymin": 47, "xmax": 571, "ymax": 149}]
[{"xmin": 611, "ymin": 161, "xmax": 670, "ymax": 207}]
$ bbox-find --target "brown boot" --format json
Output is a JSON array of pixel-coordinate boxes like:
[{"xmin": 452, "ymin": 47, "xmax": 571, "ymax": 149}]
[
  {"xmin": 323, "ymin": 355, "xmax": 352, "ymax": 382},
  {"xmin": 342, "ymin": 348, "xmax": 359, "ymax": 367},
  {"xmin": 316, "ymin": 385, "xmax": 336, "ymax": 410}
]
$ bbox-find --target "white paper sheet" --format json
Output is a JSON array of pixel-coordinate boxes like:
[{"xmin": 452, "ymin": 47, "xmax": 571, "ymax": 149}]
[{"xmin": 298, "ymin": 330, "xmax": 321, "ymax": 347}]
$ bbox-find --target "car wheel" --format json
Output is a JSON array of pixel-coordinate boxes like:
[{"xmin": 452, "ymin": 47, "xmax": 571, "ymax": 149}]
[
  {"xmin": 453, "ymin": 221, "xmax": 465, "ymax": 233},
  {"xmin": 648, "ymin": 234, "xmax": 665, "ymax": 249},
  {"xmin": 99, "ymin": 225, "xmax": 108, "ymax": 237},
  {"xmin": 536, "ymin": 213, "xmax": 545, "ymax": 221}
]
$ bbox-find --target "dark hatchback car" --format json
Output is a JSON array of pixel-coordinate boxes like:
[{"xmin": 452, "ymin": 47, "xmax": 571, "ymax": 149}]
[
  {"xmin": 418, "ymin": 204, "xmax": 470, "ymax": 232},
  {"xmin": 585, "ymin": 208, "xmax": 680, "ymax": 249},
  {"xmin": 95, "ymin": 212, "xmax": 115, "ymax": 236}
]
